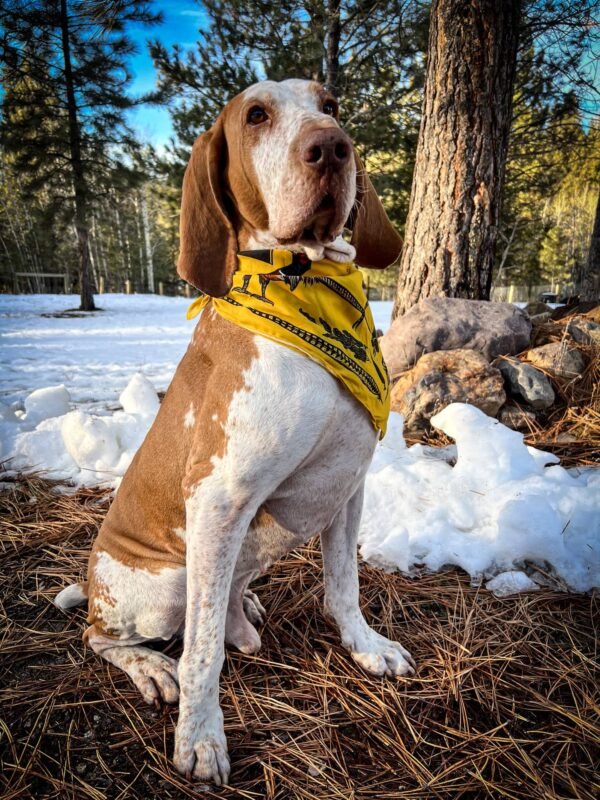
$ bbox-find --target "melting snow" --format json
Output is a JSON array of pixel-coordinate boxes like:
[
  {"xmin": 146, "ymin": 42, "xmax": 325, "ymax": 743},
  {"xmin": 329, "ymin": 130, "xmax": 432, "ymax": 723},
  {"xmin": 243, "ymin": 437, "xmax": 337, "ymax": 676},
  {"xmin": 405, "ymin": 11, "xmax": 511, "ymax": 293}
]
[{"xmin": 360, "ymin": 404, "xmax": 599, "ymax": 593}]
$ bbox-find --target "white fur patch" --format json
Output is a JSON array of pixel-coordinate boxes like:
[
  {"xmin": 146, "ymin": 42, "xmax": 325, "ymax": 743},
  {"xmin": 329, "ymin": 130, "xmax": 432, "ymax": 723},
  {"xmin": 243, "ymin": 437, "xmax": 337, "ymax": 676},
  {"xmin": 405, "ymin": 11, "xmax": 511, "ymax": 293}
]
[
  {"xmin": 92, "ymin": 550, "xmax": 185, "ymax": 640},
  {"xmin": 184, "ymin": 402, "xmax": 195, "ymax": 429}
]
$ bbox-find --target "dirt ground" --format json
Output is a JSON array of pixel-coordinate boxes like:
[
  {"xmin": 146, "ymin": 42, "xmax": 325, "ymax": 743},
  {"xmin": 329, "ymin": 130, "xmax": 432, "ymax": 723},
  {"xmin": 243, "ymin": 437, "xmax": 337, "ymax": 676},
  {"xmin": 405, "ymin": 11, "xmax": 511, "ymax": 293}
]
[{"xmin": 0, "ymin": 476, "xmax": 598, "ymax": 800}]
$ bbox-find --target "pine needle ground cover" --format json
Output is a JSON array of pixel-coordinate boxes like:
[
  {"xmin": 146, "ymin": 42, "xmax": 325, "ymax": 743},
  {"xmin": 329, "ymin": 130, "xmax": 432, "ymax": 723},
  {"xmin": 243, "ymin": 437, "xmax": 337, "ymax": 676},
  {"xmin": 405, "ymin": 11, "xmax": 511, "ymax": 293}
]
[{"xmin": 1, "ymin": 477, "xmax": 597, "ymax": 800}]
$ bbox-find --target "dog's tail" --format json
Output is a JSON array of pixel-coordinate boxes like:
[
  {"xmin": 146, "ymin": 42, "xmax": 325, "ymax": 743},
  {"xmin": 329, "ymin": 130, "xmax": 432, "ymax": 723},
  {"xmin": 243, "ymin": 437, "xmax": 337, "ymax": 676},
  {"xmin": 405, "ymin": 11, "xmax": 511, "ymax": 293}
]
[{"xmin": 54, "ymin": 581, "xmax": 88, "ymax": 610}]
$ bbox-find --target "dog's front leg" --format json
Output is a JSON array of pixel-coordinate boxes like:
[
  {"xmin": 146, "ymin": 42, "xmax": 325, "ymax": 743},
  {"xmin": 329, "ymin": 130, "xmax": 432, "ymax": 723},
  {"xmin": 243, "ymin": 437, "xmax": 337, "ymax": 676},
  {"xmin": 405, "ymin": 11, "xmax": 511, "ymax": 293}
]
[
  {"xmin": 173, "ymin": 483, "xmax": 255, "ymax": 785},
  {"xmin": 321, "ymin": 484, "xmax": 416, "ymax": 678}
]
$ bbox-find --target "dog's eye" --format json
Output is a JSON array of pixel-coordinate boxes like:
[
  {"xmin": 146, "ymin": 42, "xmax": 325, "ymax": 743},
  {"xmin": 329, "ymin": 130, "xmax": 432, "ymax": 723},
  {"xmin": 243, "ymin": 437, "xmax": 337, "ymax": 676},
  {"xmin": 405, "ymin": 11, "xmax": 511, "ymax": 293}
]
[
  {"xmin": 247, "ymin": 106, "xmax": 268, "ymax": 125},
  {"xmin": 323, "ymin": 99, "xmax": 337, "ymax": 116}
]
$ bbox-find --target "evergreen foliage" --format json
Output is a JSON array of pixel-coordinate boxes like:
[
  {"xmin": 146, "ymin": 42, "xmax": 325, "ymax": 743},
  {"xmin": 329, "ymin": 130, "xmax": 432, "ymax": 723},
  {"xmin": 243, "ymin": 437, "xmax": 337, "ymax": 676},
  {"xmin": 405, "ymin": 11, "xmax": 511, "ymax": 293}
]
[
  {"xmin": 0, "ymin": 0, "xmax": 597, "ymax": 300},
  {"xmin": 0, "ymin": 0, "xmax": 162, "ymax": 307}
]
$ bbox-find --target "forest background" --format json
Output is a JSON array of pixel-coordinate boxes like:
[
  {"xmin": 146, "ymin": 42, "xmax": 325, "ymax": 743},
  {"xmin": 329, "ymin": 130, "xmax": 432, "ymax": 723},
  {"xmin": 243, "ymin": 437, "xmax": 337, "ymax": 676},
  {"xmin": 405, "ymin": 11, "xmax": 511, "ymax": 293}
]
[{"xmin": 1, "ymin": 0, "xmax": 598, "ymax": 306}]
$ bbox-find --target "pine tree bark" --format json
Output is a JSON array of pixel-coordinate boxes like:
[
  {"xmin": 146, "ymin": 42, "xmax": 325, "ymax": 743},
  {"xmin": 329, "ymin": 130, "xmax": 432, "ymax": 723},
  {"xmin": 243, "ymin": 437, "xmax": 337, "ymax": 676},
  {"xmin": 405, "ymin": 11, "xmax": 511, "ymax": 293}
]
[
  {"xmin": 140, "ymin": 188, "xmax": 155, "ymax": 293},
  {"xmin": 392, "ymin": 0, "xmax": 522, "ymax": 318},
  {"xmin": 59, "ymin": 0, "xmax": 95, "ymax": 311},
  {"xmin": 325, "ymin": 0, "xmax": 341, "ymax": 91},
  {"xmin": 581, "ymin": 190, "xmax": 600, "ymax": 301}
]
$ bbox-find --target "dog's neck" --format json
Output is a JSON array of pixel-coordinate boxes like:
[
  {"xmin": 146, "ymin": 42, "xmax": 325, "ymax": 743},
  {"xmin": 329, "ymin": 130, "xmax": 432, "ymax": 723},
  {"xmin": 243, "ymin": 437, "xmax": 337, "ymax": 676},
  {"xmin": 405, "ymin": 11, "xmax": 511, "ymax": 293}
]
[{"xmin": 238, "ymin": 227, "xmax": 356, "ymax": 264}]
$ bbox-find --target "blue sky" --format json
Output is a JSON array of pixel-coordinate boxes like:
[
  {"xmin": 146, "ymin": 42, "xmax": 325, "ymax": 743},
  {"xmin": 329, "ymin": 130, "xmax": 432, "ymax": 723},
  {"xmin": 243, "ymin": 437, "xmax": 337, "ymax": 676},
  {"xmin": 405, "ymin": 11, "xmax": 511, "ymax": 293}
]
[{"xmin": 126, "ymin": 1, "xmax": 209, "ymax": 149}]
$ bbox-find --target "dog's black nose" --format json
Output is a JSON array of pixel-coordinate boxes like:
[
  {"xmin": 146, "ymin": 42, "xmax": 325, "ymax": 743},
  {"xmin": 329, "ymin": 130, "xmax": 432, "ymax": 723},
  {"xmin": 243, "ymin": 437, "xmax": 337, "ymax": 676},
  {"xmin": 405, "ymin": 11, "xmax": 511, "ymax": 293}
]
[{"xmin": 301, "ymin": 129, "xmax": 351, "ymax": 172}]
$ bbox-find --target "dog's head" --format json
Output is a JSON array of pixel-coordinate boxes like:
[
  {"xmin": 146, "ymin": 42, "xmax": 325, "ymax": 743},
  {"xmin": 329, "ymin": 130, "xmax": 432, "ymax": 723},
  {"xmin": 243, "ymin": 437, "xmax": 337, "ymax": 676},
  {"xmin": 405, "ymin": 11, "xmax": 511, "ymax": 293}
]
[{"xmin": 178, "ymin": 79, "xmax": 402, "ymax": 295}]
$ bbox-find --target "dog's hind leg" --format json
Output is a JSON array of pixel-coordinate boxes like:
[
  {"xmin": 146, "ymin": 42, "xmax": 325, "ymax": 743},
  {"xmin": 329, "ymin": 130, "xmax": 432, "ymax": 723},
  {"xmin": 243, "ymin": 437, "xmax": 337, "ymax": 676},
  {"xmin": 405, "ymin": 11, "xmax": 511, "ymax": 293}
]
[
  {"xmin": 224, "ymin": 508, "xmax": 303, "ymax": 655},
  {"xmin": 83, "ymin": 550, "xmax": 186, "ymax": 705},
  {"xmin": 84, "ymin": 625, "xmax": 180, "ymax": 706},
  {"xmin": 225, "ymin": 579, "xmax": 263, "ymax": 655}
]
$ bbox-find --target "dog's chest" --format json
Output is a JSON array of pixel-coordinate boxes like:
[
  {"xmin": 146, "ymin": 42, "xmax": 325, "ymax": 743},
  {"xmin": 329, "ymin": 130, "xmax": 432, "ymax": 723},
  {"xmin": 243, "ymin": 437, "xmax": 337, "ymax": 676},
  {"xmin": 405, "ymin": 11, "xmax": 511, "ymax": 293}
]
[
  {"xmin": 218, "ymin": 334, "xmax": 379, "ymax": 536},
  {"xmin": 265, "ymin": 401, "xmax": 376, "ymax": 534}
]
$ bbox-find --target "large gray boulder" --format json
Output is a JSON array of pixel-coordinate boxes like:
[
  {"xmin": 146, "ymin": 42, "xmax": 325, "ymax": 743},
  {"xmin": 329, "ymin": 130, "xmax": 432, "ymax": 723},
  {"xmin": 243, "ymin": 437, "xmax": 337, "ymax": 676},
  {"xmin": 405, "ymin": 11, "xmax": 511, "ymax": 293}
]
[{"xmin": 381, "ymin": 297, "xmax": 532, "ymax": 378}]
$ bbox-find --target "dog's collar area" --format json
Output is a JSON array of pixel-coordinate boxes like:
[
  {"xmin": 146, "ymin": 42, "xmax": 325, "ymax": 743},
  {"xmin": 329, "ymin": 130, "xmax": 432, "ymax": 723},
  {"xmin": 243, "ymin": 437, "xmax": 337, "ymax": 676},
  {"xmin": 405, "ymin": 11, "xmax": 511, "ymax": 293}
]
[
  {"xmin": 237, "ymin": 249, "xmax": 352, "ymax": 277},
  {"xmin": 238, "ymin": 249, "xmax": 312, "ymax": 276},
  {"xmin": 186, "ymin": 249, "xmax": 390, "ymax": 437}
]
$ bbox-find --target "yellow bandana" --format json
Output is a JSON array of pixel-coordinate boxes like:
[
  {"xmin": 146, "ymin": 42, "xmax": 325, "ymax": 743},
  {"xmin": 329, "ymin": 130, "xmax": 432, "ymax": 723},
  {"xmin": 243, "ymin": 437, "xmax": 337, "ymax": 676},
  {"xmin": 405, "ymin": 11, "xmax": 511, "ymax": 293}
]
[{"xmin": 187, "ymin": 249, "xmax": 390, "ymax": 436}]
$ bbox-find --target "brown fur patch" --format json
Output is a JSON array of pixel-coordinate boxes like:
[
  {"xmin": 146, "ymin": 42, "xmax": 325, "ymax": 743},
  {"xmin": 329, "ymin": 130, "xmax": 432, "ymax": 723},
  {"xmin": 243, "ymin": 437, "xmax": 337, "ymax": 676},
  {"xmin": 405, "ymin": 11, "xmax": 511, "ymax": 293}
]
[{"xmin": 86, "ymin": 312, "xmax": 258, "ymax": 633}]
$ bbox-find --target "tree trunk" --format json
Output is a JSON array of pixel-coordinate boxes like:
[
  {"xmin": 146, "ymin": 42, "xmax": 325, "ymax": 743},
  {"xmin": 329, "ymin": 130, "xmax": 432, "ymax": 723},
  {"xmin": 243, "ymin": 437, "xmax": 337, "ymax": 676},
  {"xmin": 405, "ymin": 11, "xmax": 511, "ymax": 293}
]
[
  {"xmin": 581, "ymin": 190, "xmax": 600, "ymax": 301},
  {"xmin": 59, "ymin": 0, "xmax": 95, "ymax": 311},
  {"xmin": 325, "ymin": 0, "xmax": 341, "ymax": 91},
  {"xmin": 392, "ymin": 0, "xmax": 522, "ymax": 318},
  {"xmin": 140, "ymin": 188, "xmax": 155, "ymax": 293}
]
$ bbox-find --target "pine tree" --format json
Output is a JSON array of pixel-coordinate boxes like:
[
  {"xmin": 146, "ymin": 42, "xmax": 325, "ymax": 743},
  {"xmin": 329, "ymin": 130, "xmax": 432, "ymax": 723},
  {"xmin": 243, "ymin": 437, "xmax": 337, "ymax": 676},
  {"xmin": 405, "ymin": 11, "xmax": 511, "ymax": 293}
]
[
  {"xmin": 495, "ymin": 0, "xmax": 600, "ymax": 294},
  {"xmin": 392, "ymin": 0, "xmax": 522, "ymax": 317},
  {"xmin": 582, "ymin": 191, "xmax": 600, "ymax": 301},
  {"xmin": 392, "ymin": 0, "xmax": 599, "ymax": 315},
  {"xmin": 0, "ymin": 0, "xmax": 161, "ymax": 310}
]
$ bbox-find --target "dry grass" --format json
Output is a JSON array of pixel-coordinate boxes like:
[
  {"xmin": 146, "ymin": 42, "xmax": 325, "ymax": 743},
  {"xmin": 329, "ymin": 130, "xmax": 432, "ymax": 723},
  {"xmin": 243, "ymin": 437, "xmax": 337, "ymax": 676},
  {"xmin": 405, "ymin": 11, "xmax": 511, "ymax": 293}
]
[{"xmin": 0, "ymin": 476, "xmax": 598, "ymax": 800}]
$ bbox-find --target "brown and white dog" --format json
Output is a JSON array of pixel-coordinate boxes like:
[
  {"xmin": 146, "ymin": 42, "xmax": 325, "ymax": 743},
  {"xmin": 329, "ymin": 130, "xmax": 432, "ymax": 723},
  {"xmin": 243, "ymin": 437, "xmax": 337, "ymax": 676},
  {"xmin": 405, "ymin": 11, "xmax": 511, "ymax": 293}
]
[{"xmin": 55, "ymin": 79, "xmax": 414, "ymax": 785}]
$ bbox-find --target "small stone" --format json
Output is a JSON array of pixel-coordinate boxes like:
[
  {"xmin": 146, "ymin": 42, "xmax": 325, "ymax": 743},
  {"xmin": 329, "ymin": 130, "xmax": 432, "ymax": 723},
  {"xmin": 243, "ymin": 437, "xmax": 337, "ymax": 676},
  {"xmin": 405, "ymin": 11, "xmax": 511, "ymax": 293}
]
[
  {"xmin": 529, "ymin": 312, "xmax": 552, "ymax": 325},
  {"xmin": 567, "ymin": 316, "xmax": 600, "ymax": 345},
  {"xmin": 526, "ymin": 342, "xmax": 585, "ymax": 379},
  {"xmin": 555, "ymin": 432, "xmax": 579, "ymax": 444},
  {"xmin": 499, "ymin": 404, "xmax": 537, "ymax": 430},
  {"xmin": 307, "ymin": 763, "xmax": 323, "ymax": 777},
  {"xmin": 523, "ymin": 301, "xmax": 552, "ymax": 317},
  {"xmin": 494, "ymin": 358, "xmax": 555, "ymax": 410},
  {"xmin": 391, "ymin": 349, "xmax": 506, "ymax": 431}
]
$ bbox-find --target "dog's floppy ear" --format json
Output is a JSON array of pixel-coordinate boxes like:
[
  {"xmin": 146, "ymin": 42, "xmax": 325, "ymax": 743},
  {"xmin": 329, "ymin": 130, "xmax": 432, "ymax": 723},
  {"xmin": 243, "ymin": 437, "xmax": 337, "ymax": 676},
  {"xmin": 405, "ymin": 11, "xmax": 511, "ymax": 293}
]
[
  {"xmin": 349, "ymin": 152, "xmax": 403, "ymax": 269},
  {"xmin": 178, "ymin": 117, "xmax": 237, "ymax": 296}
]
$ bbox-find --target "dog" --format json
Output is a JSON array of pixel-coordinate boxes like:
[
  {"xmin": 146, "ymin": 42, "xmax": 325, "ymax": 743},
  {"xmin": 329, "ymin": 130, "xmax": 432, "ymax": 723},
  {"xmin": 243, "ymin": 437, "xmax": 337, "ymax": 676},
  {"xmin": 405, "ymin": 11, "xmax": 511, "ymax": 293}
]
[{"xmin": 55, "ymin": 78, "xmax": 414, "ymax": 785}]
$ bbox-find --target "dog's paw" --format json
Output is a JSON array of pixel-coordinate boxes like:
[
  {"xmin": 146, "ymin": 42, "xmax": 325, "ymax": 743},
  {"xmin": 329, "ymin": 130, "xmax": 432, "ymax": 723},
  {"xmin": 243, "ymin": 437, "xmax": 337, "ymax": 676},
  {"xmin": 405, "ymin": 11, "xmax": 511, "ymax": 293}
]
[
  {"xmin": 345, "ymin": 627, "xmax": 416, "ymax": 677},
  {"xmin": 127, "ymin": 651, "xmax": 180, "ymax": 705},
  {"xmin": 174, "ymin": 715, "xmax": 230, "ymax": 785},
  {"xmin": 226, "ymin": 592, "xmax": 262, "ymax": 654},
  {"xmin": 243, "ymin": 589, "xmax": 266, "ymax": 625}
]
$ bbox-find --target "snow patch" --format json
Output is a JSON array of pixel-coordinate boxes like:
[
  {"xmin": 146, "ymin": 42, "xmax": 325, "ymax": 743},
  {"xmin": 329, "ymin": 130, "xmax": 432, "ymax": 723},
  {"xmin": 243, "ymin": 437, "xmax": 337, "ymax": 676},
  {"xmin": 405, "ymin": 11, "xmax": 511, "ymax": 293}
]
[
  {"xmin": 24, "ymin": 385, "xmax": 71, "ymax": 424},
  {"xmin": 360, "ymin": 404, "xmax": 599, "ymax": 593},
  {"xmin": 1, "ymin": 373, "xmax": 157, "ymax": 487},
  {"xmin": 486, "ymin": 571, "xmax": 539, "ymax": 598}
]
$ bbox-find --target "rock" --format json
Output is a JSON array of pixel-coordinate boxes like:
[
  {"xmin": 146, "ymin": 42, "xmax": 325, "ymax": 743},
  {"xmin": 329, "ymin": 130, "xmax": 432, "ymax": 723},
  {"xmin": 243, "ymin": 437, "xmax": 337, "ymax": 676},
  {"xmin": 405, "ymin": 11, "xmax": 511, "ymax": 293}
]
[
  {"xmin": 555, "ymin": 432, "xmax": 579, "ymax": 444},
  {"xmin": 529, "ymin": 312, "xmax": 552, "ymax": 325},
  {"xmin": 523, "ymin": 301, "xmax": 551, "ymax": 317},
  {"xmin": 494, "ymin": 358, "xmax": 555, "ymax": 410},
  {"xmin": 381, "ymin": 298, "xmax": 531, "ymax": 378},
  {"xmin": 584, "ymin": 306, "xmax": 600, "ymax": 324},
  {"xmin": 566, "ymin": 316, "xmax": 600, "ymax": 346},
  {"xmin": 526, "ymin": 342, "xmax": 585, "ymax": 379},
  {"xmin": 499, "ymin": 403, "xmax": 537, "ymax": 430},
  {"xmin": 391, "ymin": 349, "xmax": 506, "ymax": 431}
]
